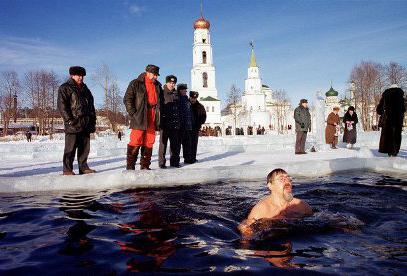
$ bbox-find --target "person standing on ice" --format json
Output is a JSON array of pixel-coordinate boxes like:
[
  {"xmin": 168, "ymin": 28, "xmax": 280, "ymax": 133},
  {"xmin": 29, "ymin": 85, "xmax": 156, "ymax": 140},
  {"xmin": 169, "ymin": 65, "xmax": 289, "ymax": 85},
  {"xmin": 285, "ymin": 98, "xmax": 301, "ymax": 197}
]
[
  {"xmin": 177, "ymin": 83, "xmax": 194, "ymax": 164},
  {"xmin": 343, "ymin": 106, "xmax": 358, "ymax": 148},
  {"xmin": 294, "ymin": 99, "xmax": 311, "ymax": 154},
  {"xmin": 158, "ymin": 75, "xmax": 182, "ymax": 168},
  {"xmin": 57, "ymin": 66, "xmax": 97, "ymax": 176},
  {"xmin": 124, "ymin": 65, "xmax": 162, "ymax": 170},
  {"xmin": 189, "ymin": 91, "xmax": 206, "ymax": 164},
  {"xmin": 376, "ymin": 84, "xmax": 406, "ymax": 157},
  {"xmin": 238, "ymin": 168, "xmax": 313, "ymax": 237},
  {"xmin": 325, "ymin": 106, "xmax": 340, "ymax": 149}
]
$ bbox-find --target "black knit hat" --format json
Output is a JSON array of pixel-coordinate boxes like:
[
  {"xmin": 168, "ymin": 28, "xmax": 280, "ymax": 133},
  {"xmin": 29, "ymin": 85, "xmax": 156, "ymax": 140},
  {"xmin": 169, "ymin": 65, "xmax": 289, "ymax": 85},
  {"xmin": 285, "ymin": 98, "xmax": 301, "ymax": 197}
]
[
  {"xmin": 348, "ymin": 106, "xmax": 355, "ymax": 111},
  {"xmin": 145, "ymin": 64, "xmax": 160, "ymax": 76},
  {"xmin": 300, "ymin": 99, "xmax": 308, "ymax": 104},
  {"xmin": 189, "ymin": 91, "xmax": 199, "ymax": 98},
  {"xmin": 69, "ymin": 66, "xmax": 86, "ymax": 76},
  {"xmin": 177, "ymin": 83, "xmax": 188, "ymax": 91},
  {"xmin": 166, "ymin": 75, "xmax": 177, "ymax": 83}
]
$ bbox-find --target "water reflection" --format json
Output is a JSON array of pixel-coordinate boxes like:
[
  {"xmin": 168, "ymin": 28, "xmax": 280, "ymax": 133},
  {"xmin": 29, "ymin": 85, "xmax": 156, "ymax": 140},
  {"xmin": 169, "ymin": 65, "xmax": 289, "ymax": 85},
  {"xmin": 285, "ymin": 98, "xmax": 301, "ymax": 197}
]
[{"xmin": 117, "ymin": 192, "xmax": 179, "ymax": 272}]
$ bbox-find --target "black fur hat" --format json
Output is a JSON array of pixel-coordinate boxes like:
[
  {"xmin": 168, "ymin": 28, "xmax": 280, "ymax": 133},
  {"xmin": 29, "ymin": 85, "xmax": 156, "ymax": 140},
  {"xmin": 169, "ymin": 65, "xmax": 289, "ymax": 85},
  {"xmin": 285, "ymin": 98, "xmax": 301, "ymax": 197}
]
[
  {"xmin": 69, "ymin": 66, "xmax": 86, "ymax": 76},
  {"xmin": 165, "ymin": 75, "xmax": 177, "ymax": 83},
  {"xmin": 145, "ymin": 64, "xmax": 160, "ymax": 76},
  {"xmin": 189, "ymin": 91, "xmax": 199, "ymax": 98},
  {"xmin": 177, "ymin": 83, "xmax": 188, "ymax": 91}
]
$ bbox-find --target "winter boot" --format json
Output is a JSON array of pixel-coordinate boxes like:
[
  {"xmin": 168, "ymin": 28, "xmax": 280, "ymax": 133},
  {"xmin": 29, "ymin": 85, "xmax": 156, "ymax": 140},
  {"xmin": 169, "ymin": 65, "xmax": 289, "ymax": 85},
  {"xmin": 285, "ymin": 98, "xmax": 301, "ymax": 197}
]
[
  {"xmin": 126, "ymin": 145, "xmax": 141, "ymax": 170},
  {"xmin": 140, "ymin": 147, "xmax": 153, "ymax": 170}
]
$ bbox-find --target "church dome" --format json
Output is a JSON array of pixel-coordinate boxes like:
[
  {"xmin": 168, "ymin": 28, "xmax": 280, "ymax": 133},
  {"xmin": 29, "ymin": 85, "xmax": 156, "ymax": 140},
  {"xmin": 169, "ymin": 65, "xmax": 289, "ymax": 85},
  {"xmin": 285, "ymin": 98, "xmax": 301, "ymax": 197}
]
[
  {"xmin": 194, "ymin": 17, "xmax": 210, "ymax": 29},
  {"xmin": 325, "ymin": 86, "xmax": 338, "ymax": 97}
]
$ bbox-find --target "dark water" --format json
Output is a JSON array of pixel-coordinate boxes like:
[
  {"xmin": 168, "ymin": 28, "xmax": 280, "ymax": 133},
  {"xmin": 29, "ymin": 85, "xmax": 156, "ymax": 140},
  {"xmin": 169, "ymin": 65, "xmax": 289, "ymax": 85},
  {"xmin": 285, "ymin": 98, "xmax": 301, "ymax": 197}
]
[{"xmin": 0, "ymin": 171, "xmax": 406, "ymax": 275}]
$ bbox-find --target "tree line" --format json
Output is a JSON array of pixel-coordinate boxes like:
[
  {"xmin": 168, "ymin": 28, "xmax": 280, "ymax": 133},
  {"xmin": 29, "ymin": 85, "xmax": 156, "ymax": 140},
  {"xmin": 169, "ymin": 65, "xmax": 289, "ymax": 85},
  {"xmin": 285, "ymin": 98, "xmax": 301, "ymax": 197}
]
[{"xmin": 0, "ymin": 64, "xmax": 126, "ymax": 137}]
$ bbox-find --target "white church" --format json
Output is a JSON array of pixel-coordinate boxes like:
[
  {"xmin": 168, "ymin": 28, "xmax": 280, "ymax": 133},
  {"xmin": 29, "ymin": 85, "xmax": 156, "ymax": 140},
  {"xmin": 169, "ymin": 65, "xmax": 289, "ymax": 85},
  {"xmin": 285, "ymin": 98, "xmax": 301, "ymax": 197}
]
[{"xmin": 221, "ymin": 45, "xmax": 293, "ymax": 134}]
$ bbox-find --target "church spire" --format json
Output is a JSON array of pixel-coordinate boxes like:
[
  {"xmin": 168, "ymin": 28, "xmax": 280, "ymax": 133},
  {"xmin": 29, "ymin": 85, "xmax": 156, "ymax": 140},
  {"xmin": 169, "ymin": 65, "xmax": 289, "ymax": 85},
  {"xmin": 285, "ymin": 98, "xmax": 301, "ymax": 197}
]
[{"xmin": 249, "ymin": 41, "xmax": 257, "ymax": 68}]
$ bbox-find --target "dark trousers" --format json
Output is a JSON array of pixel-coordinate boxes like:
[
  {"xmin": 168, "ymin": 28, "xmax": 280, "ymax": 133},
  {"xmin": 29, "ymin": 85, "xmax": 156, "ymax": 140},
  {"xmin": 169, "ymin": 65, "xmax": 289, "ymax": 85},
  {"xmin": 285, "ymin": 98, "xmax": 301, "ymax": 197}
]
[
  {"xmin": 158, "ymin": 129, "xmax": 181, "ymax": 166},
  {"xmin": 63, "ymin": 132, "xmax": 91, "ymax": 172},
  {"xmin": 190, "ymin": 129, "xmax": 200, "ymax": 162},
  {"xmin": 181, "ymin": 129, "xmax": 193, "ymax": 162},
  {"xmin": 295, "ymin": 131, "xmax": 307, "ymax": 153}
]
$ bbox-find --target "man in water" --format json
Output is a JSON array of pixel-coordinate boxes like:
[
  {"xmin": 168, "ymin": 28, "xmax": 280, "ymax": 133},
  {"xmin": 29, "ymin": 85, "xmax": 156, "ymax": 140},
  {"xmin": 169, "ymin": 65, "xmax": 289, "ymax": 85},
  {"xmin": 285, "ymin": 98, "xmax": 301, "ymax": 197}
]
[{"xmin": 238, "ymin": 168, "xmax": 313, "ymax": 236}]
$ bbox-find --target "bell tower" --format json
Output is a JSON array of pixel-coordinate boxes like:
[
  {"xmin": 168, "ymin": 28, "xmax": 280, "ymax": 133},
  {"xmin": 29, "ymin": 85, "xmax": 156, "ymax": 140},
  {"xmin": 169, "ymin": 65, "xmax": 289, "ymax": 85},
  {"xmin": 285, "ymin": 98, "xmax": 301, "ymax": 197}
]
[{"xmin": 190, "ymin": 2, "xmax": 221, "ymax": 126}]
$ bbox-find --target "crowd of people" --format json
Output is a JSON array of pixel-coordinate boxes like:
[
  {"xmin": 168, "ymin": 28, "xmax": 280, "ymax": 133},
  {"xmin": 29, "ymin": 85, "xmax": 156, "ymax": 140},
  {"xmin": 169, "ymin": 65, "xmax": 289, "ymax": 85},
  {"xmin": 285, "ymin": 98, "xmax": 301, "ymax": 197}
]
[{"xmin": 56, "ymin": 65, "xmax": 405, "ymax": 175}]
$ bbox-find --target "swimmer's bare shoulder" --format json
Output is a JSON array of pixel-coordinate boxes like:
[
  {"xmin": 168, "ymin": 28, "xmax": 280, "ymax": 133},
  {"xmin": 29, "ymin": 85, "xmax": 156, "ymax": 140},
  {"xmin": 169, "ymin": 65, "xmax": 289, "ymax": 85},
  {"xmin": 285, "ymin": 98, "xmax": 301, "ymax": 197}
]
[{"xmin": 292, "ymin": 198, "xmax": 313, "ymax": 216}]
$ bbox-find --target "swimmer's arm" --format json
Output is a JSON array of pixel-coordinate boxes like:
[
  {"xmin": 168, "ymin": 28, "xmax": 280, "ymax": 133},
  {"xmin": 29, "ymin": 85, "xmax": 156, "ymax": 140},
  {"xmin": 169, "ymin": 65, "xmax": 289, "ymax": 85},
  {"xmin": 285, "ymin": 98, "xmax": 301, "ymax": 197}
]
[{"xmin": 238, "ymin": 206, "xmax": 262, "ymax": 236}]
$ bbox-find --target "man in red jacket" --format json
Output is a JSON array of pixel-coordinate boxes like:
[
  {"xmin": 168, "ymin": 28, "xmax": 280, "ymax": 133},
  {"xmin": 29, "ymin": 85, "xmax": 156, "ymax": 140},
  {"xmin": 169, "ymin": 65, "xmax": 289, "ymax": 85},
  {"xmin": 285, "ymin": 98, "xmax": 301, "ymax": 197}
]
[{"xmin": 124, "ymin": 65, "xmax": 162, "ymax": 170}]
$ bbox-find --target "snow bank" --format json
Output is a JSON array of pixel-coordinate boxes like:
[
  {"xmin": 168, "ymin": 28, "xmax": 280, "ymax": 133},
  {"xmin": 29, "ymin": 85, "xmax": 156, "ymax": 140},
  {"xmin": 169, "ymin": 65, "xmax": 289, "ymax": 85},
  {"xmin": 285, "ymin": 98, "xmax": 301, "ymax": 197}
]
[{"xmin": 0, "ymin": 132, "xmax": 406, "ymax": 193}]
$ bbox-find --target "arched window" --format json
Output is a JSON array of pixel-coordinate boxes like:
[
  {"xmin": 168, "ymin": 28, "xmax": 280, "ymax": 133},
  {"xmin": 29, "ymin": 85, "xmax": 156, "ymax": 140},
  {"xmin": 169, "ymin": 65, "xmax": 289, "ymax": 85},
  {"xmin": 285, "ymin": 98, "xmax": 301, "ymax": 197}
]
[
  {"xmin": 212, "ymin": 106, "xmax": 214, "ymax": 112},
  {"xmin": 202, "ymin": 72, "xmax": 208, "ymax": 88},
  {"xmin": 202, "ymin": 51, "xmax": 207, "ymax": 64}
]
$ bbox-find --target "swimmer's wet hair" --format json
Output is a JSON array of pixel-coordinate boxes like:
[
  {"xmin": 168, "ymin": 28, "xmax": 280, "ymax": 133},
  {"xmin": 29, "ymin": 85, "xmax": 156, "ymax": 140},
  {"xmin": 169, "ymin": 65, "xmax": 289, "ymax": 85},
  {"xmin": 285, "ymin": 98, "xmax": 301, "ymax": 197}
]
[{"xmin": 267, "ymin": 168, "xmax": 287, "ymax": 184}]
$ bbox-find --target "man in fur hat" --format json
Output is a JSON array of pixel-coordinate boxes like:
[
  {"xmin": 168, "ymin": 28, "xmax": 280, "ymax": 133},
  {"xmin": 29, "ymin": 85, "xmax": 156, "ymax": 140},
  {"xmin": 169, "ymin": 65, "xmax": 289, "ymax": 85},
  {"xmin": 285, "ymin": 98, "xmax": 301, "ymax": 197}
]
[
  {"xmin": 124, "ymin": 64, "xmax": 162, "ymax": 170},
  {"xmin": 57, "ymin": 66, "xmax": 97, "ymax": 175},
  {"xmin": 158, "ymin": 75, "xmax": 182, "ymax": 168}
]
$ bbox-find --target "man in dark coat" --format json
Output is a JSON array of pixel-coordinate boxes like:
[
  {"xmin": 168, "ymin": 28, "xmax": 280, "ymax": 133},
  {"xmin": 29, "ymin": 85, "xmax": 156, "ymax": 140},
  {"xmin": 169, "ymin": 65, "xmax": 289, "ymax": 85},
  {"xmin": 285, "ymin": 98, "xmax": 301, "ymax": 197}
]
[
  {"xmin": 294, "ymin": 99, "xmax": 311, "ymax": 154},
  {"xmin": 189, "ymin": 91, "xmax": 206, "ymax": 163},
  {"xmin": 124, "ymin": 64, "xmax": 162, "ymax": 170},
  {"xmin": 376, "ymin": 84, "xmax": 406, "ymax": 156},
  {"xmin": 158, "ymin": 75, "xmax": 181, "ymax": 168},
  {"xmin": 177, "ymin": 84, "xmax": 194, "ymax": 164},
  {"xmin": 57, "ymin": 66, "xmax": 97, "ymax": 175}
]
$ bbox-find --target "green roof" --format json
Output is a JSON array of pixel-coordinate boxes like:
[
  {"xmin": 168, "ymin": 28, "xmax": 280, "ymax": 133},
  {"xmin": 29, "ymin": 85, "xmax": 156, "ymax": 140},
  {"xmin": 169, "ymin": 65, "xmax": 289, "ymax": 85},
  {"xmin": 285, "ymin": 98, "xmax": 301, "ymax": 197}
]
[
  {"xmin": 325, "ymin": 86, "xmax": 338, "ymax": 97},
  {"xmin": 200, "ymin": 96, "xmax": 220, "ymax": 101}
]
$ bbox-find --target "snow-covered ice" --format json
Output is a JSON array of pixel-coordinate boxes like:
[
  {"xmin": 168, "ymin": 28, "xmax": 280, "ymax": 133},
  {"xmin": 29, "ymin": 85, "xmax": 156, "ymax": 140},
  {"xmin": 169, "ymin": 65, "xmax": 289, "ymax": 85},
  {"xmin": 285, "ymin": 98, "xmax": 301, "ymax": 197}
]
[{"xmin": 0, "ymin": 131, "xmax": 406, "ymax": 193}]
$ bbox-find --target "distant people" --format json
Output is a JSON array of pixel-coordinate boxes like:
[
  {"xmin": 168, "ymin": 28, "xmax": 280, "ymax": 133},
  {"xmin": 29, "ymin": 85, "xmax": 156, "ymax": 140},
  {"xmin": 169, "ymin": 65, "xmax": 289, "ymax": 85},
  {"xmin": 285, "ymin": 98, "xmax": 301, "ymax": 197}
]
[
  {"xmin": 124, "ymin": 64, "xmax": 161, "ymax": 170},
  {"xmin": 57, "ymin": 66, "xmax": 97, "ymax": 175},
  {"xmin": 238, "ymin": 168, "xmax": 313, "ymax": 237},
  {"xmin": 343, "ymin": 106, "xmax": 358, "ymax": 148},
  {"xmin": 325, "ymin": 107, "xmax": 340, "ymax": 149},
  {"xmin": 117, "ymin": 130, "xmax": 122, "ymax": 141},
  {"xmin": 177, "ymin": 84, "xmax": 194, "ymax": 164},
  {"xmin": 25, "ymin": 130, "xmax": 32, "ymax": 142},
  {"xmin": 376, "ymin": 84, "xmax": 406, "ymax": 157},
  {"xmin": 189, "ymin": 91, "xmax": 206, "ymax": 163},
  {"xmin": 294, "ymin": 99, "xmax": 311, "ymax": 154},
  {"xmin": 158, "ymin": 75, "xmax": 181, "ymax": 168}
]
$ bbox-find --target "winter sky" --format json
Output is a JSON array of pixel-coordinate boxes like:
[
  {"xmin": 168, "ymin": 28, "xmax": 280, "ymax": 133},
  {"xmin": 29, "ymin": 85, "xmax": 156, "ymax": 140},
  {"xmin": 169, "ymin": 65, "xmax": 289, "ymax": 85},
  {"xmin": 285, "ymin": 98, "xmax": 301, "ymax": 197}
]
[{"xmin": 1, "ymin": 0, "xmax": 406, "ymax": 107}]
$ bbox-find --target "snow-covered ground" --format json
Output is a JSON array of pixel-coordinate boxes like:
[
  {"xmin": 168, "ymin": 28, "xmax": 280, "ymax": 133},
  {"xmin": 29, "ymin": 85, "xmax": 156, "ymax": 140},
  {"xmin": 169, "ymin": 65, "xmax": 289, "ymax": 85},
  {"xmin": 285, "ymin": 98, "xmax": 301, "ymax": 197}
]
[{"xmin": 0, "ymin": 131, "xmax": 406, "ymax": 193}]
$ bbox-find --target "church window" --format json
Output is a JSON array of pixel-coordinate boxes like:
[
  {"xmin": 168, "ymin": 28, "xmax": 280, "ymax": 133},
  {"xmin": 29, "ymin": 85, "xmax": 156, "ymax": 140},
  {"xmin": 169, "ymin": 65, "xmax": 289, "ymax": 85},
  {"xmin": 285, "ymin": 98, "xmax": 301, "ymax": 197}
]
[
  {"xmin": 202, "ymin": 51, "xmax": 207, "ymax": 64},
  {"xmin": 202, "ymin": 38, "xmax": 206, "ymax": 43},
  {"xmin": 212, "ymin": 106, "xmax": 214, "ymax": 112},
  {"xmin": 206, "ymin": 106, "xmax": 209, "ymax": 112},
  {"xmin": 203, "ymin": 72, "xmax": 208, "ymax": 88}
]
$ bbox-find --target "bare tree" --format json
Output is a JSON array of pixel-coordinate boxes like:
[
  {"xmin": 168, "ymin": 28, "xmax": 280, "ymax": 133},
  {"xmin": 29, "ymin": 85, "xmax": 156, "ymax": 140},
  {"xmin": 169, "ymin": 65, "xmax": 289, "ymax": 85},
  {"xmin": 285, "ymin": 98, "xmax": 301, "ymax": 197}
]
[
  {"xmin": 24, "ymin": 70, "xmax": 61, "ymax": 136},
  {"xmin": 106, "ymin": 82, "xmax": 123, "ymax": 131},
  {"xmin": 272, "ymin": 89, "xmax": 290, "ymax": 134},
  {"xmin": 385, "ymin": 62, "xmax": 407, "ymax": 89},
  {"xmin": 0, "ymin": 71, "xmax": 21, "ymax": 136},
  {"xmin": 226, "ymin": 84, "xmax": 241, "ymax": 134},
  {"xmin": 92, "ymin": 63, "xmax": 114, "ymax": 115},
  {"xmin": 350, "ymin": 61, "xmax": 384, "ymax": 131}
]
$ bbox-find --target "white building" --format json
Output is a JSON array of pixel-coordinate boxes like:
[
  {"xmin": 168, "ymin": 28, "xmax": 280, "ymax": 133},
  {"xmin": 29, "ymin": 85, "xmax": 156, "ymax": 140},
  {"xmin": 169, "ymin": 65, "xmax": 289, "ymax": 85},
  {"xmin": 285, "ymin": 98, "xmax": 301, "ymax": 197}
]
[
  {"xmin": 222, "ymin": 46, "xmax": 292, "ymax": 134},
  {"xmin": 190, "ymin": 14, "xmax": 221, "ymax": 126}
]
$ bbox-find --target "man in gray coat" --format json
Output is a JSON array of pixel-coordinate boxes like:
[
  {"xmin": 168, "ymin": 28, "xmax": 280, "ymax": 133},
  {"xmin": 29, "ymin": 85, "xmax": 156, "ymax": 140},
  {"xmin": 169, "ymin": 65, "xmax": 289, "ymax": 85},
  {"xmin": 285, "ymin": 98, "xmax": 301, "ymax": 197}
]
[{"xmin": 294, "ymin": 99, "xmax": 311, "ymax": 154}]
